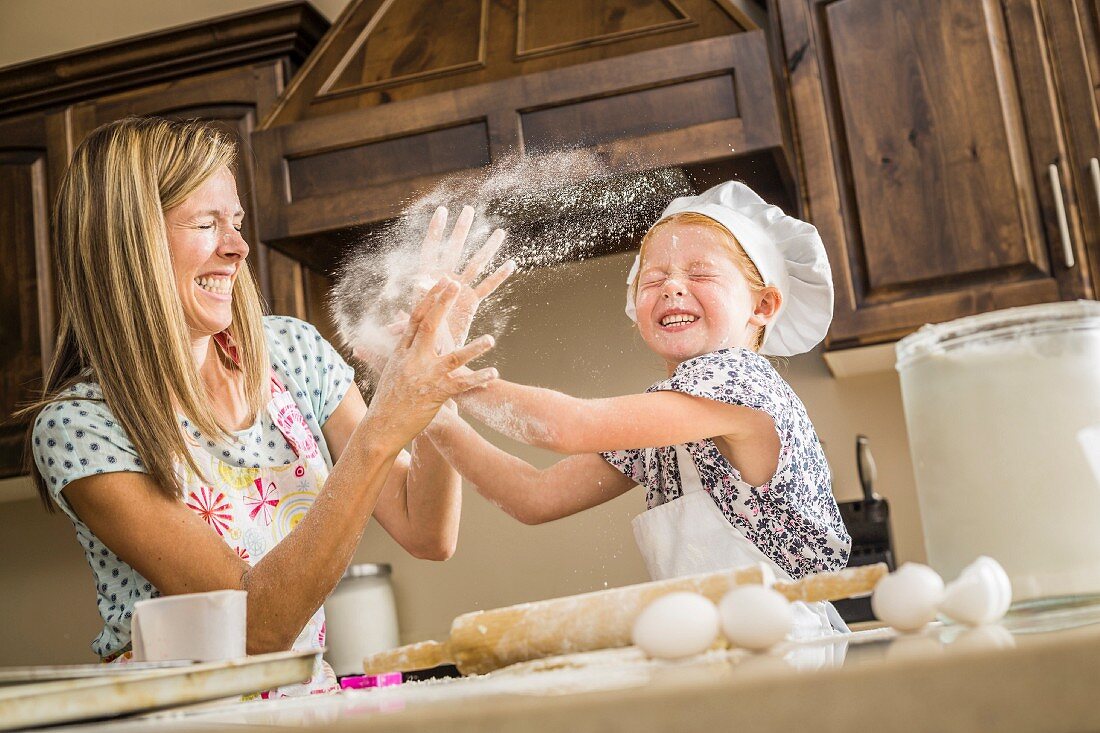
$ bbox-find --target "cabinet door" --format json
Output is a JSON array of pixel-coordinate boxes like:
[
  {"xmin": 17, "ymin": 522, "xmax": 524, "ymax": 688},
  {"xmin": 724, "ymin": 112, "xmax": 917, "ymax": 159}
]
[
  {"xmin": 772, "ymin": 0, "xmax": 1091, "ymax": 348},
  {"xmin": 67, "ymin": 62, "xmax": 312, "ymax": 321},
  {"xmin": 0, "ymin": 114, "xmax": 64, "ymax": 476},
  {"xmin": 1056, "ymin": 0, "xmax": 1100, "ymax": 292}
]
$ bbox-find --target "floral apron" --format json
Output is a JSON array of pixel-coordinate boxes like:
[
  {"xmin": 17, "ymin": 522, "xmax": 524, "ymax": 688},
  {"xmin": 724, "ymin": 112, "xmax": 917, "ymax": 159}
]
[{"xmin": 114, "ymin": 334, "xmax": 339, "ymax": 697}]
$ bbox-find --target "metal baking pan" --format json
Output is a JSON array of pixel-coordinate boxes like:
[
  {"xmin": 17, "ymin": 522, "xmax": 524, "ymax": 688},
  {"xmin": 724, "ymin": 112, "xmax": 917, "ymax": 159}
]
[
  {"xmin": 0, "ymin": 659, "xmax": 195, "ymax": 685},
  {"xmin": 0, "ymin": 649, "xmax": 317, "ymax": 730}
]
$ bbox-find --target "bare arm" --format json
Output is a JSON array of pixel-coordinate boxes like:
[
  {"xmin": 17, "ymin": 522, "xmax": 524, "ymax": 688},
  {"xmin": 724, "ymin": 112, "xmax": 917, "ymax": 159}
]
[
  {"xmin": 423, "ymin": 406, "xmax": 635, "ymax": 525},
  {"xmin": 456, "ymin": 378, "xmax": 777, "ymax": 455},
  {"xmin": 402, "ymin": 433, "xmax": 462, "ymax": 556},
  {"xmin": 322, "ymin": 389, "xmax": 462, "ymax": 561},
  {"xmin": 62, "ymin": 280, "xmax": 494, "ymax": 654},
  {"xmin": 63, "ymin": 410, "xmax": 417, "ymax": 654}
]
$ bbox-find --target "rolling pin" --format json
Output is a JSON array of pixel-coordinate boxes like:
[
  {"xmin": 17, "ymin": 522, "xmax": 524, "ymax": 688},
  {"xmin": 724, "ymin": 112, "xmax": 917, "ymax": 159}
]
[{"xmin": 363, "ymin": 563, "xmax": 886, "ymax": 676}]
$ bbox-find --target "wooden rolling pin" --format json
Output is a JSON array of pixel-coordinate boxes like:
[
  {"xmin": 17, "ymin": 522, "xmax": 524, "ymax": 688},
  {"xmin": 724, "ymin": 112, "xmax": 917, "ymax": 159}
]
[{"xmin": 364, "ymin": 563, "xmax": 886, "ymax": 676}]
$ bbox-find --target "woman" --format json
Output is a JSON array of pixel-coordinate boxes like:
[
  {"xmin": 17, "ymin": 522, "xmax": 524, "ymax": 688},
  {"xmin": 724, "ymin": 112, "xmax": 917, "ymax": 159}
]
[{"xmin": 26, "ymin": 117, "xmax": 501, "ymax": 695}]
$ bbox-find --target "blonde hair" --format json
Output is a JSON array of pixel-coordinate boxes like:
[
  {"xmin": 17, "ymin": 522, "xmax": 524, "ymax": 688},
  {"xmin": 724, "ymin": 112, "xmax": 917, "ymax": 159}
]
[
  {"xmin": 635, "ymin": 212, "xmax": 768, "ymax": 350},
  {"xmin": 23, "ymin": 117, "xmax": 267, "ymax": 510}
]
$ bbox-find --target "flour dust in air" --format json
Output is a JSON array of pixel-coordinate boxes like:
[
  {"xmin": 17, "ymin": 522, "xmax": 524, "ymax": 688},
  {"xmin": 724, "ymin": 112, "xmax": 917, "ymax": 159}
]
[{"xmin": 329, "ymin": 150, "xmax": 694, "ymax": 377}]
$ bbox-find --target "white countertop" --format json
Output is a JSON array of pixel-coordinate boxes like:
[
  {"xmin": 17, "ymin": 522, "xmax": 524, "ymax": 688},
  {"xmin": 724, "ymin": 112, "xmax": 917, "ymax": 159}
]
[{"xmin": 47, "ymin": 601, "xmax": 1100, "ymax": 733}]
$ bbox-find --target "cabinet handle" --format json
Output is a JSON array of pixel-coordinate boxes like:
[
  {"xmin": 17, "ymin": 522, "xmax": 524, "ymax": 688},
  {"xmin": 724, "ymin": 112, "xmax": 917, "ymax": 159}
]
[
  {"xmin": 1049, "ymin": 163, "xmax": 1075, "ymax": 269},
  {"xmin": 1091, "ymin": 158, "xmax": 1100, "ymax": 220}
]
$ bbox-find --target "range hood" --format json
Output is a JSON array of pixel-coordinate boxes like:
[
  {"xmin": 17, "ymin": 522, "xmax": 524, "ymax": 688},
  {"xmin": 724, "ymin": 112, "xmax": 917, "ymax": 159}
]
[{"xmin": 251, "ymin": 0, "xmax": 794, "ymax": 274}]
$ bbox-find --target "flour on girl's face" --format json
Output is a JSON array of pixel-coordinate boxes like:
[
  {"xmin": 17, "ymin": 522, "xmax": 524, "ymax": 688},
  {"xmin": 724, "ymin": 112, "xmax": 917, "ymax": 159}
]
[{"xmin": 632, "ymin": 226, "xmax": 758, "ymax": 368}]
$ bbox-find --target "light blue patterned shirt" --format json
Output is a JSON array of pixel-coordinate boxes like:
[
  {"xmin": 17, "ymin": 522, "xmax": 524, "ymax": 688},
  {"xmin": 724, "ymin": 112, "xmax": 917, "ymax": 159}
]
[{"xmin": 32, "ymin": 316, "xmax": 356, "ymax": 658}]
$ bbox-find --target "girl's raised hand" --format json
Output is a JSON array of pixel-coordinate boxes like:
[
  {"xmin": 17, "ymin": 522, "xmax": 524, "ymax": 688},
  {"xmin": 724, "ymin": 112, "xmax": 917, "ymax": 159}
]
[
  {"xmin": 417, "ymin": 205, "xmax": 516, "ymax": 347},
  {"xmin": 366, "ymin": 278, "xmax": 498, "ymax": 451}
]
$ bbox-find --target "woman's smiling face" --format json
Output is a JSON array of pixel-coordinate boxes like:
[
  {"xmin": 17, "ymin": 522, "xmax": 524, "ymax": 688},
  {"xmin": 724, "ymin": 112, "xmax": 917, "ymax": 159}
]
[
  {"xmin": 164, "ymin": 166, "xmax": 248, "ymax": 339},
  {"xmin": 633, "ymin": 222, "xmax": 768, "ymax": 367}
]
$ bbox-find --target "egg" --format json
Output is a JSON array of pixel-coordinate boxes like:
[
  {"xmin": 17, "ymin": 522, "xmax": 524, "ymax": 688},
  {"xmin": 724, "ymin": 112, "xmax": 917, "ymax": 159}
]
[
  {"xmin": 717, "ymin": 585, "xmax": 794, "ymax": 650},
  {"xmin": 939, "ymin": 556, "xmax": 1012, "ymax": 626},
  {"xmin": 871, "ymin": 563, "xmax": 945, "ymax": 632},
  {"xmin": 631, "ymin": 592, "xmax": 720, "ymax": 660}
]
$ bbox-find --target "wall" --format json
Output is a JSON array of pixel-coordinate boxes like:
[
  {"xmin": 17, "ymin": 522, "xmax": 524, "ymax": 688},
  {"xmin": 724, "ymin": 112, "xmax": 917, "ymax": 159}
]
[{"xmin": 0, "ymin": 1, "xmax": 922, "ymax": 665}]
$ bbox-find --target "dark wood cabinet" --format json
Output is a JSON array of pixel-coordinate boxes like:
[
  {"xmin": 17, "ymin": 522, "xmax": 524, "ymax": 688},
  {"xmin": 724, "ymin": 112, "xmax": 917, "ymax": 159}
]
[
  {"xmin": 1050, "ymin": 0, "xmax": 1100, "ymax": 297},
  {"xmin": 250, "ymin": 0, "xmax": 790, "ymax": 276},
  {"xmin": 0, "ymin": 4, "xmax": 328, "ymax": 480},
  {"xmin": 0, "ymin": 113, "xmax": 65, "ymax": 473},
  {"xmin": 770, "ymin": 0, "xmax": 1099, "ymax": 349}
]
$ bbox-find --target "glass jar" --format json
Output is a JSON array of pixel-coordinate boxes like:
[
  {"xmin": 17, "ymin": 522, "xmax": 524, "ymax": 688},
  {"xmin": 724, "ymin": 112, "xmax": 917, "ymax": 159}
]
[
  {"xmin": 323, "ymin": 563, "xmax": 400, "ymax": 676},
  {"xmin": 896, "ymin": 301, "xmax": 1100, "ymax": 605}
]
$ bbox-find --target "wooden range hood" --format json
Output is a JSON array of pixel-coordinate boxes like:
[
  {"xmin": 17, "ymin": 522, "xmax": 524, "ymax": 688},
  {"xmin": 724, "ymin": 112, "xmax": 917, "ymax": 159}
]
[{"xmin": 251, "ymin": 0, "xmax": 794, "ymax": 274}]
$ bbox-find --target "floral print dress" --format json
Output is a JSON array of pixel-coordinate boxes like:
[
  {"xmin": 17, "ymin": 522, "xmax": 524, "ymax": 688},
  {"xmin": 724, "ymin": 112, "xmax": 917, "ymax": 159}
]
[
  {"xmin": 33, "ymin": 317, "xmax": 355, "ymax": 695},
  {"xmin": 601, "ymin": 347, "xmax": 851, "ymax": 580}
]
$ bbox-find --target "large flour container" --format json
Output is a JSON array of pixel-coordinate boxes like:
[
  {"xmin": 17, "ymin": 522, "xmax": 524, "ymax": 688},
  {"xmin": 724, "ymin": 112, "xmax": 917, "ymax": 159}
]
[{"xmin": 896, "ymin": 301, "xmax": 1100, "ymax": 604}]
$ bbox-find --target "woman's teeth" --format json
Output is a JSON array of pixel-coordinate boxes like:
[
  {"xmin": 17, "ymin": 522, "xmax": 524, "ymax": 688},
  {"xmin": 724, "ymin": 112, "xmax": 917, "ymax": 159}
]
[
  {"xmin": 660, "ymin": 314, "xmax": 697, "ymax": 327},
  {"xmin": 195, "ymin": 276, "xmax": 232, "ymax": 295}
]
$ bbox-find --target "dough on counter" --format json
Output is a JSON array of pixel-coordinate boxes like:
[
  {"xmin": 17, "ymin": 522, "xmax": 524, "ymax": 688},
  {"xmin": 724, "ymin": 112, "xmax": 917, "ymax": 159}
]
[
  {"xmin": 631, "ymin": 592, "xmax": 720, "ymax": 660},
  {"xmin": 871, "ymin": 563, "xmax": 945, "ymax": 632},
  {"xmin": 717, "ymin": 585, "xmax": 793, "ymax": 650}
]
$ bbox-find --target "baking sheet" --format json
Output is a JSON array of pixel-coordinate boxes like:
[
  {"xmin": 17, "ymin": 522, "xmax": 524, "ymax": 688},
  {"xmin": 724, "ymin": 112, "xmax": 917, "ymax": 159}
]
[
  {"xmin": 0, "ymin": 659, "xmax": 194, "ymax": 685},
  {"xmin": 0, "ymin": 649, "xmax": 317, "ymax": 731}
]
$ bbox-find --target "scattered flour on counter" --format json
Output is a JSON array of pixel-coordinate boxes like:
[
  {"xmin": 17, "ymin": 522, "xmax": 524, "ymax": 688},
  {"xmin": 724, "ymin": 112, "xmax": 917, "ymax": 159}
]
[
  {"xmin": 134, "ymin": 638, "xmax": 863, "ymax": 728},
  {"xmin": 350, "ymin": 639, "xmax": 841, "ymax": 707}
]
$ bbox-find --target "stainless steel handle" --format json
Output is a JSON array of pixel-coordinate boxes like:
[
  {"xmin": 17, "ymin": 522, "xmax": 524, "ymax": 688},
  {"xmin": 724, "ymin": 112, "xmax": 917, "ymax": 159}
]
[
  {"xmin": 1049, "ymin": 163, "xmax": 1075, "ymax": 268},
  {"xmin": 1090, "ymin": 158, "xmax": 1100, "ymax": 219}
]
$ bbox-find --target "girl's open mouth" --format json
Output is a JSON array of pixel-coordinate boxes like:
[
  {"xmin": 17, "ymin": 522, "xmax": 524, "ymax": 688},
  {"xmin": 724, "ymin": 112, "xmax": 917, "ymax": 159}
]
[{"xmin": 658, "ymin": 313, "xmax": 698, "ymax": 331}]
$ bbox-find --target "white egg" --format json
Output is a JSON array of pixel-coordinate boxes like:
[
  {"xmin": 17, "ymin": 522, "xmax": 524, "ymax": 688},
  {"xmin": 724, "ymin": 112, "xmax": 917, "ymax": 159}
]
[
  {"xmin": 631, "ymin": 592, "xmax": 720, "ymax": 660},
  {"xmin": 717, "ymin": 585, "xmax": 794, "ymax": 650},
  {"xmin": 939, "ymin": 556, "xmax": 1012, "ymax": 626},
  {"xmin": 871, "ymin": 563, "xmax": 945, "ymax": 632}
]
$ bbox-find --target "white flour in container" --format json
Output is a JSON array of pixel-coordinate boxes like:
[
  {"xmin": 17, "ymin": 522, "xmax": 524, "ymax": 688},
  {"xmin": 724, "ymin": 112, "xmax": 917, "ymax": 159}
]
[{"xmin": 899, "ymin": 313, "xmax": 1100, "ymax": 602}]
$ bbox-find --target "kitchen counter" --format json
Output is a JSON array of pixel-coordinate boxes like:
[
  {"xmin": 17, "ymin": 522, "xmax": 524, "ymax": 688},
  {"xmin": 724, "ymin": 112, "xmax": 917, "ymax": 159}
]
[{"xmin": 51, "ymin": 603, "xmax": 1100, "ymax": 733}]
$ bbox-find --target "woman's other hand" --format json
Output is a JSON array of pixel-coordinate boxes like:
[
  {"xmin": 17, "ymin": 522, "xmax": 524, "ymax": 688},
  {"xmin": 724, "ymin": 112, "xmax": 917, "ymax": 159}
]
[
  {"xmin": 418, "ymin": 205, "xmax": 515, "ymax": 346},
  {"xmin": 366, "ymin": 278, "xmax": 497, "ymax": 453}
]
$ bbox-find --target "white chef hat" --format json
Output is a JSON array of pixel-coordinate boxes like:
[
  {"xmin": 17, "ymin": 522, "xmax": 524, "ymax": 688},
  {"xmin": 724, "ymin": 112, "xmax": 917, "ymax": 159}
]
[{"xmin": 624, "ymin": 181, "xmax": 833, "ymax": 357}]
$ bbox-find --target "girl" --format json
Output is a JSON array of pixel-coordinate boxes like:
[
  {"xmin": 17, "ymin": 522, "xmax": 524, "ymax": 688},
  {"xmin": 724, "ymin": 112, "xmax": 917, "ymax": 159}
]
[{"xmin": 418, "ymin": 181, "xmax": 851, "ymax": 637}]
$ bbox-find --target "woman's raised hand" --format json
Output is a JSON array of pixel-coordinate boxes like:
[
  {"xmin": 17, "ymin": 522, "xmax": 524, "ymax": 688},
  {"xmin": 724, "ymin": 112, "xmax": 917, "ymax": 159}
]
[
  {"xmin": 418, "ymin": 205, "xmax": 515, "ymax": 346},
  {"xmin": 366, "ymin": 277, "xmax": 498, "ymax": 451}
]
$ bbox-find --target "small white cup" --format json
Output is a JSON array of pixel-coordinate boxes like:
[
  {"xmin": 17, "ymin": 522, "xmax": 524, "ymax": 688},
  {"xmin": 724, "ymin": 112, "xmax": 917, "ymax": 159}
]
[{"xmin": 131, "ymin": 589, "xmax": 247, "ymax": 662}]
